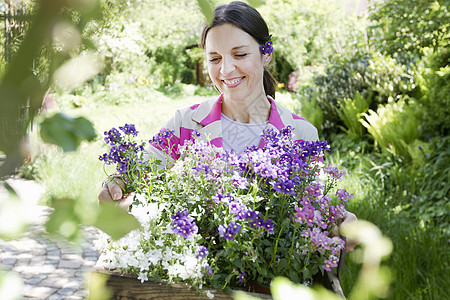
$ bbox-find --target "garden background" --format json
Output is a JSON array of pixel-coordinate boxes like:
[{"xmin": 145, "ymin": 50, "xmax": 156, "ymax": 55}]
[{"xmin": 0, "ymin": 0, "xmax": 448, "ymax": 299}]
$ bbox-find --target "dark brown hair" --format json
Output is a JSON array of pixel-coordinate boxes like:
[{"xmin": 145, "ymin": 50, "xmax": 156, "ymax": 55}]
[{"xmin": 200, "ymin": 1, "xmax": 277, "ymax": 99}]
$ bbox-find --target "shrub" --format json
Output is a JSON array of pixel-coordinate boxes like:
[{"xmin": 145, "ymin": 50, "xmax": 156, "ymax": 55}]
[
  {"xmin": 303, "ymin": 47, "xmax": 415, "ymax": 137},
  {"xmin": 259, "ymin": 0, "xmax": 366, "ymax": 84},
  {"xmin": 418, "ymin": 46, "xmax": 450, "ymax": 136},
  {"xmin": 412, "ymin": 136, "xmax": 450, "ymax": 235},
  {"xmin": 336, "ymin": 92, "xmax": 371, "ymax": 140},
  {"xmin": 361, "ymin": 98, "xmax": 422, "ymax": 160}
]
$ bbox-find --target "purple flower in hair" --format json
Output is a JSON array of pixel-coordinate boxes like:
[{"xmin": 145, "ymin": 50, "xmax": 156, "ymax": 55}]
[{"xmin": 260, "ymin": 40, "xmax": 273, "ymax": 55}]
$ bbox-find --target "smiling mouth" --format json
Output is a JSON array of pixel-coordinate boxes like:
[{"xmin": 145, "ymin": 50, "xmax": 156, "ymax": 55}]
[{"xmin": 222, "ymin": 77, "xmax": 244, "ymax": 87}]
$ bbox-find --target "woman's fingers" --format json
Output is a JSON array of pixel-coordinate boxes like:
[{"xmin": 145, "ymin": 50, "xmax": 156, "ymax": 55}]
[
  {"xmin": 117, "ymin": 192, "xmax": 134, "ymax": 211},
  {"xmin": 98, "ymin": 178, "xmax": 125, "ymax": 203}
]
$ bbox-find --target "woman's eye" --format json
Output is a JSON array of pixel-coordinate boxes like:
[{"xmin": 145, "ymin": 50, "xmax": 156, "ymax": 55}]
[
  {"xmin": 235, "ymin": 53, "xmax": 247, "ymax": 58},
  {"xmin": 208, "ymin": 57, "xmax": 220, "ymax": 63}
]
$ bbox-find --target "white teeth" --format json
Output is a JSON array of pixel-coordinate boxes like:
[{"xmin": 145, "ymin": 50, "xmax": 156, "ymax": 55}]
[{"xmin": 223, "ymin": 78, "xmax": 242, "ymax": 85}]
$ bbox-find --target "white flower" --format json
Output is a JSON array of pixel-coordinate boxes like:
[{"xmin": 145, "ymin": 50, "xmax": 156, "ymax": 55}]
[
  {"xmin": 206, "ymin": 290, "xmax": 214, "ymax": 299},
  {"xmin": 137, "ymin": 271, "xmax": 148, "ymax": 283}
]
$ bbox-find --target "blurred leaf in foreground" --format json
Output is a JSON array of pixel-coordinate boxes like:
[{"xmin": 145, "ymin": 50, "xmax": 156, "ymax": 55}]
[
  {"xmin": 93, "ymin": 203, "xmax": 141, "ymax": 240},
  {"xmin": 0, "ymin": 271, "xmax": 23, "ymax": 300},
  {"xmin": 45, "ymin": 197, "xmax": 85, "ymax": 242},
  {"xmin": 197, "ymin": 0, "xmax": 214, "ymax": 24},
  {"xmin": 87, "ymin": 271, "xmax": 112, "ymax": 300},
  {"xmin": 40, "ymin": 113, "xmax": 97, "ymax": 152}
]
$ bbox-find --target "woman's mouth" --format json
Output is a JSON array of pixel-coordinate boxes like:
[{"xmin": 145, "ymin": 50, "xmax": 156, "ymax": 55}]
[{"xmin": 222, "ymin": 77, "xmax": 244, "ymax": 88}]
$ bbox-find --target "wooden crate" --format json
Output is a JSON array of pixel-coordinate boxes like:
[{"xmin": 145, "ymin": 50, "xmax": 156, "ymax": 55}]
[{"xmin": 96, "ymin": 270, "xmax": 273, "ymax": 300}]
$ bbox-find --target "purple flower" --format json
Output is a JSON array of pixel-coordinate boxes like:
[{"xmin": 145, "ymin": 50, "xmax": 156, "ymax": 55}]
[
  {"xmin": 192, "ymin": 130, "xmax": 201, "ymax": 138},
  {"xmin": 150, "ymin": 129, "xmax": 175, "ymax": 145},
  {"xmin": 104, "ymin": 128, "xmax": 122, "ymax": 145},
  {"xmin": 196, "ymin": 245, "xmax": 208, "ymax": 258},
  {"xmin": 171, "ymin": 209, "xmax": 198, "ymax": 240},
  {"xmin": 218, "ymin": 221, "xmax": 241, "ymax": 241},
  {"xmin": 336, "ymin": 189, "xmax": 354, "ymax": 202},
  {"xmin": 119, "ymin": 123, "xmax": 138, "ymax": 136},
  {"xmin": 204, "ymin": 265, "xmax": 213, "ymax": 276},
  {"xmin": 294, "ymin": 204, "xmax": 315, "ymax": 226},
  {"xmin": 238, "ymin": 271, "xmax": 246, "ymax": 282},
  {"xmin": 263, "ymin": 219, "xmax": 275, "ymax": 234},
  {"xmin": 325, "ymin": 165, "xmax": 346, "ymax": 181},
  {"xmin": 322, "ymin": 255, "xmax": 339, "ymax": 272}
]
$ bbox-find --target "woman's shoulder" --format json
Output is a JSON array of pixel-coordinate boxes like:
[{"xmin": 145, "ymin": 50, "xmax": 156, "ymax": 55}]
[{"xmin": 272, "ymin": 99, "xmax": 319, "ymax": 141}]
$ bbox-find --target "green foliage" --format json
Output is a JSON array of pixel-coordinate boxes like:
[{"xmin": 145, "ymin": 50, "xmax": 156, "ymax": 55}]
[
  {"xmin": 303, "ymin": 47, "xmax": 415, "ymax": 136},
  {"xmin": 361, "ymin": 98, "xmax": 421, "ymax": 160},
  {"xmin": 298, "ymin": 97, "xmax": 323, "ymax": 137},
  {"xmin": 369, "ymin": 0, "xmax": 450, "ymax": 63},
  {"xmin": 91, "ymin": 0, "xmax": 205, "ymax": 87},
  {"xmin": 336, "ymin": 92, "xmax": 370, "ymax": 140},
  {"xmin": 329, "ymin": 143, "xmax": 449, "ymax": 300},
  {"xmin": 411, "ymin": 136, "xmax": 450, "ymax": 234},
  {"xmin": 39, "ymin": 113, "xmax": 97, "ymax": 152},
  {"xmin": 259, "ymin": 0, "xmax": 367, "ymax": 73},
  {"xmin": 418, "ymin": 46, "xmax": 450, "ymax": 136}
]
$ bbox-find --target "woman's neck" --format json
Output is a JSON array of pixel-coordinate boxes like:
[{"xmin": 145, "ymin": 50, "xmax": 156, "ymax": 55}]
[{"xmin": 221, "ymin": 93, "xmax": 271, "ymax": 124}]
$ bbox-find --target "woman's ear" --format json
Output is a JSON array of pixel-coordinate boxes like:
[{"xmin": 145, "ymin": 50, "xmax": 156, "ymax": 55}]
[{"xmin": 263, "ymin": 53, "xmax": 272, "ymax": 67}]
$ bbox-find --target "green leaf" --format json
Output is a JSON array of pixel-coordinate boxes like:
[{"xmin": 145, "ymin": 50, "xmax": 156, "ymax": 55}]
[
  {"xmin": 40, "ymin": 113, "xmax": 97, "ymax": 152},
  {"xmin": 45, "ymin": 198, "xmax": 83, "ymax": 242},
  {"xmin": 289, "ymin": 270, "xmax": 300, "ymax": 283},
  {"xmin": 197, "ymin": 0, "xmax": 214, "ymax": 24},
  {"xmin": 277, "ymin": 258, "xmax": 288, "ymax": 270},
  {"xmin": 233, "ymin": 258, "xmax": 243, "ymax": 269},
  {"xmin": 93, "ymin": 203, "xmax": 141, "ymax": 240}
]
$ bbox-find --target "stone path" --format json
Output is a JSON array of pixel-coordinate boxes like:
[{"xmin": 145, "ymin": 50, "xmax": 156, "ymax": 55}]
[{"xmin": 0, "ymin": 179, "xmax": 101, "ymax": 299}]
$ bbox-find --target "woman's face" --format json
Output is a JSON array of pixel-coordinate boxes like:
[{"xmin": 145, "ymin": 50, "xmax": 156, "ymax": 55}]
[{"xmin": 205, "ymin": 23, "xmax": 271, "ymax": 104}]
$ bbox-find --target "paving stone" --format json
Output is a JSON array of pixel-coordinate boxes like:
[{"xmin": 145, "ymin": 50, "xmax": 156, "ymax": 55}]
[
  {"xmin": 30, "ymin": 255, "xmax": 47, "ymax": 265},
  {"xmin": 58, "ymin": 287, "xmax": 75, "ymax": 296},
  {"xmin": 40, "ymin": 276, "xmax": 71, "ymax": 289},
  {"xmin": 59, "ymin": 259, "xmax": 82, "ymax": 269},
  {"xmin": 54, "ymin": 268, "xmax": 77, "ymax": 277},
  {"xmin": 1, "ymin": 256, "xmax": 17, "ymax": 265},
  {"xmin": 16, "ymin": 257, "xmax": 31, "ymax": 265},
  {"xmin": 25, "ymin": 274, "xmax": 47, "ymax": 285},
  {"xmin": 23, "ymin": 286, "xmax": 57, "ymax": 298},
  {"xmin": 48, "ymin": 294, "xmax": 66, "ymax": 300}
]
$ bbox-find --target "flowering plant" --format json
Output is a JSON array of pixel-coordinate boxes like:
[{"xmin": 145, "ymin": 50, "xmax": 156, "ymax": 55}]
[{"xmin": 95, "ymin": 124, "xmax": 353, "ymax": 292}]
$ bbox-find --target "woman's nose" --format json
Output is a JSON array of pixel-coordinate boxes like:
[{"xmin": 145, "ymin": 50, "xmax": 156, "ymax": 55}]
[{"xmin": 220, "ymin": 57, "xmax": 235, "ymax": 75}]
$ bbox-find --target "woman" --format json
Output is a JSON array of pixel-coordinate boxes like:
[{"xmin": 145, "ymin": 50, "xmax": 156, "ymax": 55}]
[{"xmin": 98, "ymin": 1, "xmax": 358, "ymax": 253}]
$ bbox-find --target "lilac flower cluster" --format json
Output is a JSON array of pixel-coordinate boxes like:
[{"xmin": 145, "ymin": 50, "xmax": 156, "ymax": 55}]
[
  {"xmin": 218, "ymin": 221, "xmax": 241, "ymax": 241},
  {"xmin": 234, "ymin": 126, "xmax": 329, "ymax": 195},
  {"xmin": 171, "ymin": 209, "xmax": 198, "ymax": 240},
  {"xmin": 302, "ymin": 228, "xmax": 344, "ymax": 253},
  {"xmin": 150, "ymin": 129, "xmax": 175, "ymax": 146},
  {"xmin": 325, "ymin": 164, "xmax": 346, "ymax": 181},
  {"xmin": 213, "ymin": 192, "xmax": 275, "ymax": 236},
  {"xmin": 99, "ymin": 125, "xmax": 146, "ymax": 179},
  {"xmin": 119, "ymin": 124, "xmax": 138, "ymax": 136}
]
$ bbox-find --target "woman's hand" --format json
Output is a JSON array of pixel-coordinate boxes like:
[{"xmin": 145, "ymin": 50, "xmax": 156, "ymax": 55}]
[
  {"xmin": 331, "ymin": 211, "xmax": 359, "ymax": 252},
  {"xmin": 98, "ymin": 178, "xmax": 133, "ymax": 211}
]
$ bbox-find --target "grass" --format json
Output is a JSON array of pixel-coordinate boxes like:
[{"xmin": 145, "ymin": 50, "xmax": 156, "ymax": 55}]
[{"xmin": 325, "ymin": 151, "xmax": 450, "ymax": 300}]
